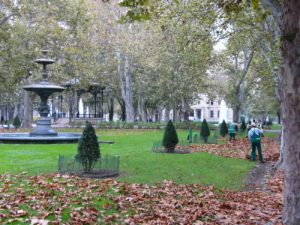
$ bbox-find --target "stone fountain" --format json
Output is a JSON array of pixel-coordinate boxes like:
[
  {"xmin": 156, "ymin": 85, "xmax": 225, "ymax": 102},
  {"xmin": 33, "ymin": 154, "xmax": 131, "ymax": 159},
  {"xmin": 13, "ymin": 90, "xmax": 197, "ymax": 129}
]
[{"xmin": 0, "ymin": 50, "xmax": 81, "ymax": 143}]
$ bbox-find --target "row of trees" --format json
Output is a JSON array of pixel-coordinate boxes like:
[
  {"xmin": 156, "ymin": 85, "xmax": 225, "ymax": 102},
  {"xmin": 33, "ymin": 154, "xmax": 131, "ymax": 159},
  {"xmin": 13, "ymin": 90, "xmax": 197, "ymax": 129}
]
[
  {"xmin": 0, "ymin": 0, "xmax": 280, "ymax": 126},
  {"xmin": 0, "ymin": 0, "xmax": 210, "ymax": 124}
]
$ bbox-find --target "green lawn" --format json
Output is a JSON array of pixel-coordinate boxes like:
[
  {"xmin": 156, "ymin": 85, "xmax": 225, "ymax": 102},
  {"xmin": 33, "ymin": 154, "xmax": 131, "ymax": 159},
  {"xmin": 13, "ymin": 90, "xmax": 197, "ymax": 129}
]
[{"xmin": 0, "ymin": 129, "xmax": 254, "ymax": 190}]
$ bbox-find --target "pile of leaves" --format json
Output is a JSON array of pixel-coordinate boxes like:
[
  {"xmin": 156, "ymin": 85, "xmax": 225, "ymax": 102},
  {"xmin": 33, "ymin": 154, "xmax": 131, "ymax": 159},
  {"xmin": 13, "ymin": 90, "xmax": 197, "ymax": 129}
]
[
  {"xmin": 0, "ymin": 172, "xmax": 284, "ymax": 224},
  {"xmin": 188, "ymin": 138, "xmax": 280, "ymax": 162}
]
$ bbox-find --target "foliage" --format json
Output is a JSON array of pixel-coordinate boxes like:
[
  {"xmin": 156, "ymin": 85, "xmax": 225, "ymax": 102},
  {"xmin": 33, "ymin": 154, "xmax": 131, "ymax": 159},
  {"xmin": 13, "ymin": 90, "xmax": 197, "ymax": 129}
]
[
  {"xmin": 200, "ymin": 119, "xmax": 210, "ymax": 143},
  {"xmin": 76, "ymin": 121, "xmax": 100, "ymax": 172},
  {"xmin": 12, "ymin": 115, "xmax": 21, "ymax": 129},
  {"xmin": 240, "ymin": 120, "xmax": 247, "ymax": 132},
  {"xmin": 162, "ymin": 120, "xmax": 179, "ymax": 152},
  {"xmin": 0, "ymin": 168, "xmax": 283, "ymax": 224},
  {"xmin": 220, "ymin": 120, "xmax": 228, "ymax": 137}
]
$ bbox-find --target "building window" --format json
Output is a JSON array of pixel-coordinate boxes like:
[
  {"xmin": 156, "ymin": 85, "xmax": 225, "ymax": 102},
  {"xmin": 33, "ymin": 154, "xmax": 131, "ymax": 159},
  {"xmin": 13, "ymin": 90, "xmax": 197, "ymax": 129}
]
[
  {"xmin": 210, "ymin": 110, "xmax": 214, "ymax": 118},
  {"xmin": 217, "ymin": 110, "xmax": 220, "ymax": 118},
  {"xmin": 211, "ymin": 101, "xmax": 214, "ymax": 105},
  {"xmin": 218, "ymin": 100, "xmax": 221, "ymax": 105},
  {"xmin": 197, "ymin": 109, "xmax": 202, "ymax": 119}
]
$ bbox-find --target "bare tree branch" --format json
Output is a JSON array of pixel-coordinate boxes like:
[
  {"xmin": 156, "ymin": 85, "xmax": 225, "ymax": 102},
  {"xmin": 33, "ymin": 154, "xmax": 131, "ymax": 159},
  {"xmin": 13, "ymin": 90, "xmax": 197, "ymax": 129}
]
[{"xmin": 0, "ymin": 13, "xmax": 18, "ymax": 27}]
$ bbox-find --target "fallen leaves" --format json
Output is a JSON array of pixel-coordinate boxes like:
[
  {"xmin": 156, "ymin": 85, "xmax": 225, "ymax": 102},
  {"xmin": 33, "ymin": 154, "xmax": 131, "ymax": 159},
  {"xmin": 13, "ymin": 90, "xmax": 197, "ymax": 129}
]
[
  {"xmin": 180, "ymin": 138, "xmax": 280, "ymax": 162},
  {"xmin": 0, "ymin": 137, "xmax": 284, "ymax": 224},
  {"xmin": 0, "ymin": 172, "xmax": 284, "ymax": 224}
]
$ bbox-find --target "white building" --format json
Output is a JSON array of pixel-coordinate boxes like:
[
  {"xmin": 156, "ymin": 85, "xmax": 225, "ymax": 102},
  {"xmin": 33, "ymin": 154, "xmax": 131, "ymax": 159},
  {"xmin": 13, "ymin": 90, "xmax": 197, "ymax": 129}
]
[{"xmin": 190, "ymin": 94, "xmax": 233, "ymax": 123}]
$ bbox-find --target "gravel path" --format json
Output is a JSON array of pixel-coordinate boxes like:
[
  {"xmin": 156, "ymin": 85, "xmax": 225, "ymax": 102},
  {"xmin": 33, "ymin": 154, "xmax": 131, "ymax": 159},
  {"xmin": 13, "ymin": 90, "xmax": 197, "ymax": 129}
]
[{"xmin": 244, "ymin": 161, "xmax": 275, "ymax": 192}]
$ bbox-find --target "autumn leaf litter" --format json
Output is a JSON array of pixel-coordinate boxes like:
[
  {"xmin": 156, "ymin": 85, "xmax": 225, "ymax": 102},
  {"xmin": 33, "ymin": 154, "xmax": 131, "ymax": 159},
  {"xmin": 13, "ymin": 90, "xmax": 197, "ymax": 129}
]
[{"xmin": 0, "ymin": 138, "xmax": 283, "ymax": 224}]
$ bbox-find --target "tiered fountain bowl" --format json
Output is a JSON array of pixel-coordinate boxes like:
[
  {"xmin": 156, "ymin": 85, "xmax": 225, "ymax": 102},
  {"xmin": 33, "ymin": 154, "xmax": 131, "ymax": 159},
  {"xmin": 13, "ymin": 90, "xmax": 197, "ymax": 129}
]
[{"xmin": 0, "ymin": 50, "xmax": 81, "ymax": 144}]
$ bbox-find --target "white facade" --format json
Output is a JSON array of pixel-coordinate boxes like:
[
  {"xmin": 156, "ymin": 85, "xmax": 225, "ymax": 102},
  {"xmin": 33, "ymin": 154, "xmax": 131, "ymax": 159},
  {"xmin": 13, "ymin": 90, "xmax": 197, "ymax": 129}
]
[{"xmin": 190, "ymin": 94, "xmax": 233, "ymax": 123}]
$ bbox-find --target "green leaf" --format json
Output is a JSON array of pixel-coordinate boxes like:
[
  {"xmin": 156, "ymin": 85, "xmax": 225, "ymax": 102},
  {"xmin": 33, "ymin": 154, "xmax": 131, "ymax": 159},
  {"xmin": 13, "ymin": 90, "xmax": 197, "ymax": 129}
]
[{"xmin": 251, "ymin": 0, "xmax": 259, "ymax": 10}]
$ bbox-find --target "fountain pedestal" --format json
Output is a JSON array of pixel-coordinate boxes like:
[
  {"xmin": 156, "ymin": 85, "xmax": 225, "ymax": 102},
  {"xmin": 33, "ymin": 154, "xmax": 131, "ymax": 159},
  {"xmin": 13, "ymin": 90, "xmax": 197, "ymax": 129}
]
[{"xmin": 30, "ymin": 117, "xmax": 57, "ymax": 136}]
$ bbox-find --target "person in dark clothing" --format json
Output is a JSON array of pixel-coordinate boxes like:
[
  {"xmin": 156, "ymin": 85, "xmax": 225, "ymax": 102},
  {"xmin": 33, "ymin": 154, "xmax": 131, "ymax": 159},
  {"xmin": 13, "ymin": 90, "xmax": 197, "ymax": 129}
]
[{"xmin": 248, "ymin": 123, "xmax": 264, "ymax": 163}]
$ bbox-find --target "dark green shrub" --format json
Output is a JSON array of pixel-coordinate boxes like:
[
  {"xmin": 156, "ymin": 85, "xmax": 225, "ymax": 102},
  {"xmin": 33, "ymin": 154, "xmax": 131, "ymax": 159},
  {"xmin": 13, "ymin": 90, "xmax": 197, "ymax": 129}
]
[
  {"xmin": 220, "ymin": 120, "xmax": 228, "ymax": 137},
  {"xmin": 187, "ymin": 127, "xmax": 193, "ymax": 143},
  {"xmin": 76, "ymin": 121, "xmax": 100, "ymax": 173},
  {"xmin": 240, "ymin": 120, "xmax": 246, "ymax": 132},
  {"xmin": 13, "ymin": 116, "xmax": 21, "ymax": 129},
  {"xmin": 200, "ymin": 119, "xmax": 210, "ymax": 143},
  {"xmin": 266, "ymin": 120, "xmax": 273, "ymax": 126},
  {"xmin": 162, "ymin": 120, "xmax": 179, "ymax": 153}
]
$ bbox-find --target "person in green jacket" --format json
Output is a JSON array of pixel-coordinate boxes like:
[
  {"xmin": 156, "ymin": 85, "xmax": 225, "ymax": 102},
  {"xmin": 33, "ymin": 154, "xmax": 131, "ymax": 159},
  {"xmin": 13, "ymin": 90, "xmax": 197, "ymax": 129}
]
[
  {"xmin": 248, "ymin": 123, "xmax": 264, "ymax": 163},
  {"xmin": 228, "ymin": 122, "xmax": 237, "ymax": 141}
]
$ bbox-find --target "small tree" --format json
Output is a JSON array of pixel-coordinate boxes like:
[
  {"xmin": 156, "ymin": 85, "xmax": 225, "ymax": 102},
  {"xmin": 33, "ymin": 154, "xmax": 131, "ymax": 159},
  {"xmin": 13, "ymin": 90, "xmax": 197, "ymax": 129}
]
[
  {"xmin": 162, "ymin": 120, "xmax": 179, "ymax": 153},
  {"xmin": 220, "ymin": 120, "xmax": 228, "ymax": 137},
  {"xmin": 187, "ymin": 127, "xmax": 193, "ymax": 143},
  {"xmin": 13, "ymin": 116, "xmax": 21, "ymax": 129},
  {"xmin": 76, "ymin": 121, "xmax": 100, "ymax": 173},
  {"xmin": 240, "ymin": 120, "xmax": 246, "ymax": 132},
  {"xmin": 200, "ymin": 119, "xmax": 210, "ymax": 143}
]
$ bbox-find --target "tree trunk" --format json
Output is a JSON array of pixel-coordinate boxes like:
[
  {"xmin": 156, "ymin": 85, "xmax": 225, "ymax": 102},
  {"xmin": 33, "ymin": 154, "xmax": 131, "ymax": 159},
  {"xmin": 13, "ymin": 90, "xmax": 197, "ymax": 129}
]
[
  {"xmin": 181, "ymin": 98, "xmax": 189, "ymax": 121},
  {"xmin": 173, "ymin": 106, "xmax": 178, "ymax": 121},
  {"xmin": 117, "ymin": 48, "xmax": 134, "ymax": 122},
  {"xmin": 233, "ymin": 105, "xmax": 241, "ymax": 123},
  {"xmin": 282, "ymin": 1, "xmax": 300, "ymax": 224},
  {"xmin": 137, "ymin": 84, "xmax": 146, "ymax": 122},
  {"xmin": 123, "ymin": 56, "xmax": 134, "ymax": 122},
  {"xmin": 117, "ymin": 98, "xmax": 126, "ymax": 121},
  {"xmin": 68, "ymin": 90, "xmax": 74, "ymax": 124},
  {"xmin": 277, "ymin": 111, "xmax": 281, "ymax": 124},
  {"xmin": 165, "ymin": 107, "xmax": 170, "ymax": 122},
  {"xmin": 231, "ymin": 50, "xmax": 254, "ymax": 123},
  {"xmin": 13, "ymin": 103, "xmax": 18, "ymax": 118},
  {"xmin": 23, "ymin": 91, "xmax": 33, "ymax": 128},
  {"xmin": 108, "ymin": 97, "xmax": 114, "ymax": 122}
]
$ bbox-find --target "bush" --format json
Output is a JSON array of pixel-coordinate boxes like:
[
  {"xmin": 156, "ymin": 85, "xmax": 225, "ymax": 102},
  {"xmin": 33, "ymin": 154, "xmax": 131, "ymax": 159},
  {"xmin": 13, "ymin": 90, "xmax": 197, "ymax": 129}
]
[
  {"xmin": 162, "ymin": 120, "xmax": 179, "ymax": 153},
  {"xmin": 187, "ymin": 127, "xmax": 193, "ymax": 143},
  {"xmin": 266, "ymin": 120, "xmax": 273, "ymax": 126},
  {"xmin": 13, "ymin": 116, "xmax": 21, "ymax": 129},
  {"xmin": 220, "ymin": 120, "xmax": 228, "ymax": 137},
  {"xmin": 240, "ymin": 120, "xmax": 246, "ymax": 132},
  {"xmin": 200, "ymin": 119, "xmax": 210, "ymax": 143},
  {"xmin": 76, "ymin": 121, "xmax": 100, "ymax": 173}
]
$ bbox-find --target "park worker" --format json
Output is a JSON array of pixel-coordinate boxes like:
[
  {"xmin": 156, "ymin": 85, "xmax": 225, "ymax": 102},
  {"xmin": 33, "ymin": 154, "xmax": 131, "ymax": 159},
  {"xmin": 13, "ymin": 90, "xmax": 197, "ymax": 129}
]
[
  {"xmin": 248, "ymin": 123, "xmax": 264, "ymax": 163},
  {"xmin": 228, "ymin": 122, "xmax": 237, "ymax": 141}
]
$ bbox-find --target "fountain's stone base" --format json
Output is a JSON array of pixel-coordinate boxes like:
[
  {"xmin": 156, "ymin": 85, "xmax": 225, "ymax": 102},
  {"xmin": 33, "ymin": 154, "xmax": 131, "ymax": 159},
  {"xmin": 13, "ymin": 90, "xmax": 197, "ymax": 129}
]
[
  {"xmin": 0, "ymin": 133, "xmax": 81, "ymax": 144},
  {"xmin": 30, "ymin": 117, "xmax": 58, "ymax": 136}
]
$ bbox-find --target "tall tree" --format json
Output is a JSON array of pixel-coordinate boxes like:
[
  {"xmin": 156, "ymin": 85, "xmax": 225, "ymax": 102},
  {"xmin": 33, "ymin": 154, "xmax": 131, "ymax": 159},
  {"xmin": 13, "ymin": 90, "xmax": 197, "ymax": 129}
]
[{"xmin": 281, "ymin": 1, "xmax": 300, "ymax": 224}]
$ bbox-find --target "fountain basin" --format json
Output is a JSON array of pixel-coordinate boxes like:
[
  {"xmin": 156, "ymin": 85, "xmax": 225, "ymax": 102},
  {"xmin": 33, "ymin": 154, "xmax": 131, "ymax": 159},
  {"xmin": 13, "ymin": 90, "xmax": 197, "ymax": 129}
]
[
  {"xmin": 23, "ymin": 82, "xmax": 65, "ymax": 93},
  {"xmin": 0, "ymin": 133, "xmax": 81, "ymax": 144}
]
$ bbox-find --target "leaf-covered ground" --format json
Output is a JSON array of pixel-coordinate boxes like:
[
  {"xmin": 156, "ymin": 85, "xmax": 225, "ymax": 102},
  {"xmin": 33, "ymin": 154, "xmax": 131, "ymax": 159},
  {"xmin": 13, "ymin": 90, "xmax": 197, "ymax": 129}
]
[
  {"xmin": 186, "ymin": 137, "xmax": 280, "ymax": 162},
  {"xmin": 0, "ymin": 170, "xmax": 283, "ymax": 224},
  {"xmin": 0, "ymin": 137, "xmax": 283, "ymax": 224}
]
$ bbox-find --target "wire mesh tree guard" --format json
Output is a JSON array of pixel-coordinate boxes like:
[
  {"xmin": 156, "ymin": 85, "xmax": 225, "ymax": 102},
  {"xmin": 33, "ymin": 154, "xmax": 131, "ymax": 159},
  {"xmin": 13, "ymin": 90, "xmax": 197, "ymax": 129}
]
[
  {"xmin": 152, "ymin": 130, "xmax": 219, "ymax": 153},
  {"xmin": 58, "ymin": 155, "xmax": 119, "ymax": 178}
]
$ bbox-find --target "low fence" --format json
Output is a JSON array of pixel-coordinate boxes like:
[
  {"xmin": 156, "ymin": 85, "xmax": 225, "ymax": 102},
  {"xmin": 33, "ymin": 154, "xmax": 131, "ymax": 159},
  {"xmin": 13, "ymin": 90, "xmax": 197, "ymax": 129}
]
[
  {"xmin": 58, "ymin": 155, "xmax": 119, "ymax": 178},
  {"xmin": 152, "ymin": 141, "xmax": 191, "ymax": 153},
  {"xmin": 192, "ymin": 132, "xmax": 218, "ymax": 144}
]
